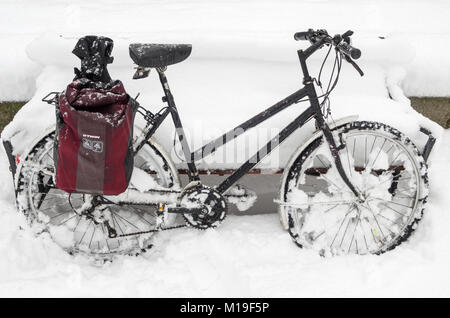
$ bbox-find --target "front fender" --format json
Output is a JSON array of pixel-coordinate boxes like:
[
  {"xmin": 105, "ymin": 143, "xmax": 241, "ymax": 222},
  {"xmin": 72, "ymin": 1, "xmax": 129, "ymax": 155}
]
[{"xmin": 277, "ymin": 115, "xmax": 359, "ymax": 230}]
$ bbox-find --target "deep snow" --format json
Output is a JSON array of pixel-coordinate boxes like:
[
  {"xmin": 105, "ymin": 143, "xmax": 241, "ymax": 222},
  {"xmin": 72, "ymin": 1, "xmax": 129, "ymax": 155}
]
[
  {"xmin": 0, "ymin": 131, "xmax": 449, "ymax": 297},
  {"xmin": 0, "ymin": 0, "xmax": 449, "ymax": 297}
]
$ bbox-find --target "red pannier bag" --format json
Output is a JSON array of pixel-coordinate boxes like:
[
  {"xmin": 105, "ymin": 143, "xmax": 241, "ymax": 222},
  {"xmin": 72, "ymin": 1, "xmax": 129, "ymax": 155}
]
[{"xmin": 54, "ymin": 78, "xmax": 137, "ymax": 195}]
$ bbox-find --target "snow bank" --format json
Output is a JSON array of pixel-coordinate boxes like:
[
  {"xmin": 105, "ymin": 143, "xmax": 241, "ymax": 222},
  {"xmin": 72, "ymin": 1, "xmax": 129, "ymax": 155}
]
[
  {"xmin": 1, "ymin": 0, "xmax": 450, "ymax": 101},
  {"xmin": 0, "ymin": 35, "xmax": 41, "ymax": 101}
]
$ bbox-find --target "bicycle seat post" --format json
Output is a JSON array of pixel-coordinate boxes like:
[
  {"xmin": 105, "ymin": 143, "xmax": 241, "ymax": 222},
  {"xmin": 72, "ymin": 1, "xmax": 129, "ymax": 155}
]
[{"xmin": 156, "ymin": 68, "xmax": 200, "ymax": 182}]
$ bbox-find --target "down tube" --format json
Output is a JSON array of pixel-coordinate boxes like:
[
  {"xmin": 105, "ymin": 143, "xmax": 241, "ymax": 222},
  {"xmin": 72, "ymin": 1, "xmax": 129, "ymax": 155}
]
[
  {"xmin": 216, "ymin": 106, "xmax": 316, "ymax": 194},
  {"xmin": 191, "ymin": 87, "xmax": 309, "ymax": 161}
]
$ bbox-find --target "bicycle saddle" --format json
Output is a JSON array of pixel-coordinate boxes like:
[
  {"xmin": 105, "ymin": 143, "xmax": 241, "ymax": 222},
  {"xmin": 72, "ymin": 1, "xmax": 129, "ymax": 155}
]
[{"xmin": 129, "ymin": 43, "xmax": 192, "ymax": 68}]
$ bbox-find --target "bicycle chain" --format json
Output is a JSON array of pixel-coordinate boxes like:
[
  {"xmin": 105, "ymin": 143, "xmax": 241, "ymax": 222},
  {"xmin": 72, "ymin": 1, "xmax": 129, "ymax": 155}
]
[{"xmin": 117, "ymin": 223, "xmax": 187, "ymax": 237}]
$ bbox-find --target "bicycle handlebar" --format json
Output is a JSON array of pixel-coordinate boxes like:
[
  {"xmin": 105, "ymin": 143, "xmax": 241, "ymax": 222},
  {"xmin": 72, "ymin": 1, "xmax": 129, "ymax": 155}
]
[
  {"xmin": 293, "ymin": 31, "xmax": 312, "ymax": 41},
  {"xmin": 294, "ymin": 29, "xmax": 361, "ymax": 59},
  {"xmin": 337, "ymin": 42, "xmax": 361, "ymax": 60},
  {"xmin": 294, "ymin": 28, "xmax": 363, "ymax": 75}
]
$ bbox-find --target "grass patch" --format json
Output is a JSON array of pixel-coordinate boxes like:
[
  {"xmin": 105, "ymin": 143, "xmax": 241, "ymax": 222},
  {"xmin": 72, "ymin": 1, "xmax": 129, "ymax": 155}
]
[
  {"xmin": 410, "ymin": 97, "xmax": 450, "ymax": 128},
  {"xmin": 0, "ymin": 101, "xmax": 27, "ymax": 133}
]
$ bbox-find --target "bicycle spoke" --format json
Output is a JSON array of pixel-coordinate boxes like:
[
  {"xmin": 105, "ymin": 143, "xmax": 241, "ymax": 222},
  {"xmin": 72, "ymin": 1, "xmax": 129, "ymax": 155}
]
[
  {"xmin": 111, "ymin": 212, "xmax": 125, "ymax": 235},
  {"xmin": 346, "ymin": 141, "xmax": 353, "ymax": 176},
  {"xmin": 50, "ymin": 210, "xmax": 71, "ymax": 220},
  {"xmin": 365, "ymin": 175, "xmax": 412, "ymax": 193},
  {"xmin": 111, "ymin": 211, "xmax": 142, "ymax": 231},
  {"xmin": 45, "ymin": 152, "xmax": 55, "ymax": 162},
  {"xmin": 323, "ymin": 204, "xmax": 339, "ymax": 213},
  {"xmin": 101, "ymin": 224, "xmax": 111, "ymax": 253},
  {"xmin": 130, "ymin": 206, "xmax": 157, "ymax": 224},
  {"xmin": 314, "ymin": 230, "xmax": 325, "ymax": 241},
  {"xmin": 379, "ymin": 203, "xmax": 410, "ymax": 219},
  {"xmin": 359, "ymin": 221, "xmax": 369, "ymax": 252},
  {"xmin": 365, "ymin": 202, "xmax": 386, "ymax": 239},
  {"xmin": 370, "ymin": 138, "xmax": 387, "ymax": 168},
  {"xmin": 314, "ymin": 169, "xmax": 345, "ymax": 193},
  {"xmin": 389, "ymin": 150, "xmax": 403, "ymax": 166},
  {"xmin": 73, "ymin": 216, "xmax": 82, "ymax": 233},
  {"xmin": 78, "ymin": 219, "xmax": 92, "ymax": 245},
  {"xmin": 88, "ymin": 226, "xmax": 97, "ymax": 249},
  {"xmin": 371, "ymin": 197, "xmax": 413, "ymax": 210},
  {"xmin": 339, "ymin": 214, "xmax": 356, "ymax": 249},
  {"xmin": 369, "ymin": 136, "xmax": 377, "ymax": 157},
  {"xmin": 377, "ymin": 212, "xmax": 403, "ymax": 229},
  {"xmin": 364, "ymin": 136, "xmax": 367, "ymax": 169},
  {"xmin": 57, "ymin": 213, "xmax": 77, "ymax": 226},
  {"xmin": 330, "ymin": 205, "xmax": 355, "ymax": 248}
]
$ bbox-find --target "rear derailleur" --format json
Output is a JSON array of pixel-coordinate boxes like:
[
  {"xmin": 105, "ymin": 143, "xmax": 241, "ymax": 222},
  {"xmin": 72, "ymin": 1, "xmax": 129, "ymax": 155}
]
[{"xmin": 69, "ymin": 194, "xmax": 118, "ymax": 238}]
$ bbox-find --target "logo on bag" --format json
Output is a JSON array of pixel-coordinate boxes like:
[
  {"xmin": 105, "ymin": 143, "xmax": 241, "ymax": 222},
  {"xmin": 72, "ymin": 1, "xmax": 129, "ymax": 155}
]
[{"xmin": 82, "ymin": 136, "xmax": 104, "ymax": 153}]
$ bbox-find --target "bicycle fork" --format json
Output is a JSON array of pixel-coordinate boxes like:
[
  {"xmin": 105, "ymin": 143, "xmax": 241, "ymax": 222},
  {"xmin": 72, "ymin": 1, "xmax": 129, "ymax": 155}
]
[{"xmin": 317, "ymin": 118, "xmax": 363, "ymax": 202}]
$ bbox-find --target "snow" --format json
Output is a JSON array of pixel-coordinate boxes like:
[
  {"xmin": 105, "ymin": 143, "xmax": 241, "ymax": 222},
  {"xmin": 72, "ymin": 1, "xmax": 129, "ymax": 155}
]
[
  {"xmin": 0, "ymin": 0, "xmax": 449, "ymax": 297},
  {"xmin": 1, "ymin": 0, "xmax": 450, "ymax": 101},
  {"xmin": 0, "ymin": 132, "xmax": 448, "ymax": 297}
]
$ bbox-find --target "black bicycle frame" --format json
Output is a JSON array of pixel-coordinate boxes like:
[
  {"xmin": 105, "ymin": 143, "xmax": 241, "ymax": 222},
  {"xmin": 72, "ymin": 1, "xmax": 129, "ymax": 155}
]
[{"xmin": 135, "ymin": 47, "xmax": 361, "ymax": 199}]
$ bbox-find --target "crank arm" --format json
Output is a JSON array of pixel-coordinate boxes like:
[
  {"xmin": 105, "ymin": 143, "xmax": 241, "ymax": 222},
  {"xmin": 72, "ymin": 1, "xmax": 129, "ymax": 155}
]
[{"xmin": 166, "ymin": 206, "xmax": 204, "ymax": 214}]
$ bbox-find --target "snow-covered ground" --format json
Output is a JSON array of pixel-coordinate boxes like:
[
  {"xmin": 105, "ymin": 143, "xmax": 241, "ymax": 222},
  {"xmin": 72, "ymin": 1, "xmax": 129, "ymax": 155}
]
[
  {"xmin": 0, "ymin": 131, "xmax": 449, "ymax": 297},
  {"xmin": 0, "ymin": 0, "xmax": 449, "ymax": 297}
]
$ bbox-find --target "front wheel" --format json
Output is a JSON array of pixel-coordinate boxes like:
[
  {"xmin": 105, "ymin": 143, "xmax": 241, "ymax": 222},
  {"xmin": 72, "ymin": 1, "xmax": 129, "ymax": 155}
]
[{"xmin": 281, "ymin": 121, "xmax": 428, "ymax": 256}]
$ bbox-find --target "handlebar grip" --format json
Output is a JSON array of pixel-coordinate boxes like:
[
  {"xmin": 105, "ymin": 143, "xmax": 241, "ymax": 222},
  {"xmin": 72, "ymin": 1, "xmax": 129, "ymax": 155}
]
[
  {"xmin": 294, "ymin": 31, "xmax": 310, "ymax": 41},
  {"xmin": 338, "ymin": 42, "xmax": 361, "ymax": 60},
  {"xmin": 343, "ymin": 55, "xmax": 364, "ymax": 76}
]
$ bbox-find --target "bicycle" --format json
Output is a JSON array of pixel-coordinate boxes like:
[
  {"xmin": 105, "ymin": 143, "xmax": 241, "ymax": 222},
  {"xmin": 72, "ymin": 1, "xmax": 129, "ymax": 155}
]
[{"xmin": 14, "ymin": 29, "xmax": 432, "ymax": 258}]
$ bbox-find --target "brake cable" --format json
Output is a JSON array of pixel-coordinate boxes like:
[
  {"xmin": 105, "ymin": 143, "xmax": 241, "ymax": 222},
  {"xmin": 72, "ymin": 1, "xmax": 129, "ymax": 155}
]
[{"xmin": 316, "ymin": 43, "xmax": 333, "ymax": 88}]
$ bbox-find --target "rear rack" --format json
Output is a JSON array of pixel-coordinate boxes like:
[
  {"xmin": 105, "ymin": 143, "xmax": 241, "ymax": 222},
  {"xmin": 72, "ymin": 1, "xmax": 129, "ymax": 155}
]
[{"xmin": 42, "ymin": 92, "xmax": 60, "ymax": 106}]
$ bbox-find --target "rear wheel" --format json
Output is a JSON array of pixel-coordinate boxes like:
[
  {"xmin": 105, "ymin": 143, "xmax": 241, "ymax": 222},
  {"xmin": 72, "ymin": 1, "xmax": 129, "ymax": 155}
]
[
  {"xmin": 16, "ymin": 131, "xmax": 180, "ymax": 259},
  {"xmin": 282, "ymin": 121, "xmax": 428, "ymax": 256}
]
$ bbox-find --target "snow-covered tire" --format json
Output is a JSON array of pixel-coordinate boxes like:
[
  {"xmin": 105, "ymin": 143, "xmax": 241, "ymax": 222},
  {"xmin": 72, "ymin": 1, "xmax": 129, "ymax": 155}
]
[
  {"xmin": 15, "ymin": 130, "xmax": 180, "ymax": 259},
  {"xmin": 282, "ymin": 121, "xmax": 428, "ymax": 256}
]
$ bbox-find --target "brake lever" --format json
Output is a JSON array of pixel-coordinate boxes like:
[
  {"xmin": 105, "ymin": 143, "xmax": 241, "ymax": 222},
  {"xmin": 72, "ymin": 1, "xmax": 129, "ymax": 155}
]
[
  {"xmin": 342, "ymin": 30, "xmax": 353, "ymax": 44},
  {"xmin": 344, "ymin": 55, "xmax": 364, "ymax": 76}
]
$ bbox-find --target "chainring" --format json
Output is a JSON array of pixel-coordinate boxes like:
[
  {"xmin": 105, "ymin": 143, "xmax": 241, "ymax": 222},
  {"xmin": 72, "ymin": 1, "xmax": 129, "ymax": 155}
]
[{"xmin": 180, "ymin": 185, "xmax": 227, "ymax": 229}]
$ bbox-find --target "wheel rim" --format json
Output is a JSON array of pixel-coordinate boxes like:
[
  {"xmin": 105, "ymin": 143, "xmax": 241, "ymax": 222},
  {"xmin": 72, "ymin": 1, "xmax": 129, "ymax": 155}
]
[
  {"xmin": 287, "ymin": 130, "xmax": 421, "ymax": 255},
  {"xmin": 22, "ymin": 134, "xmax": 175, "ymax": 257}
]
